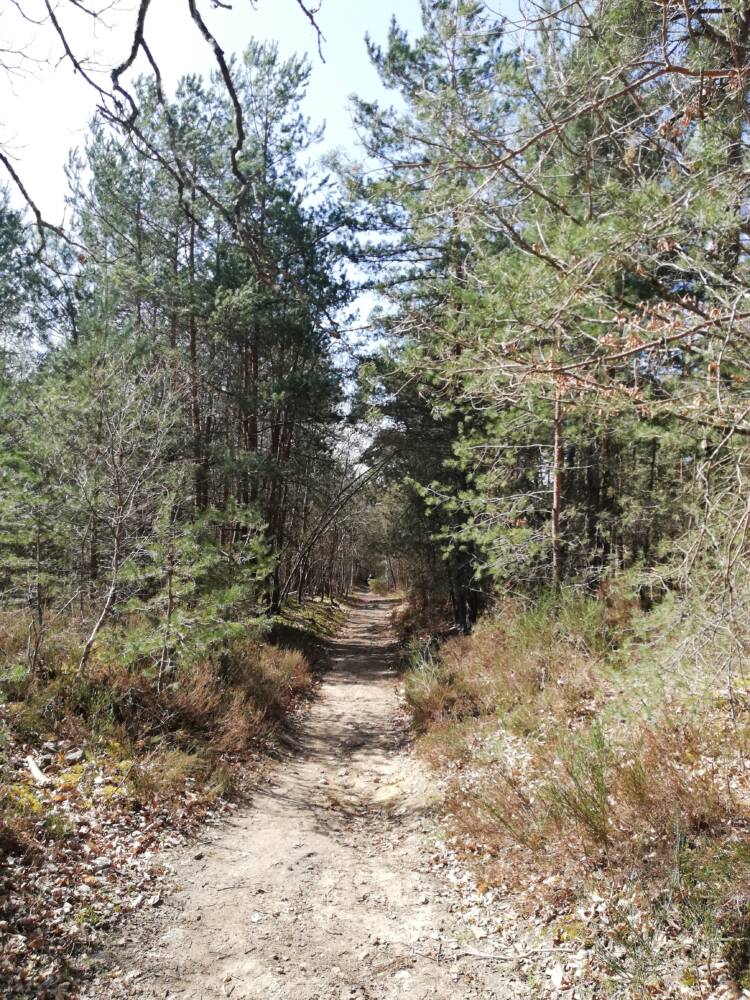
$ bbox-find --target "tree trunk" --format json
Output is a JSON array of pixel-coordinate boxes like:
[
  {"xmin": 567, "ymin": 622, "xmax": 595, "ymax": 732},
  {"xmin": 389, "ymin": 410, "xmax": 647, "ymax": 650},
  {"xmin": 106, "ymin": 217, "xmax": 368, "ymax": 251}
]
[
  {"xmin": 79, "ymin": 525, "xmax": 121, "ymax": 673},
  {"xmin": 551, "ymin": 386, "xmax": 563, "ymax": 589}
]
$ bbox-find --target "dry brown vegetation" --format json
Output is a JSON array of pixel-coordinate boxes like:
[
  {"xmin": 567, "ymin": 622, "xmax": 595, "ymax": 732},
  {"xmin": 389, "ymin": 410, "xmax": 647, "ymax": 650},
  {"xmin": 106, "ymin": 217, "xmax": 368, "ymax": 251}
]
[
  {"xmin": 403, "ymin": 591, "xmax": 750, "ymax": 995},
  {"xmin": 0, "ymin": 599, "xmax": 343, "ymax": 997}
]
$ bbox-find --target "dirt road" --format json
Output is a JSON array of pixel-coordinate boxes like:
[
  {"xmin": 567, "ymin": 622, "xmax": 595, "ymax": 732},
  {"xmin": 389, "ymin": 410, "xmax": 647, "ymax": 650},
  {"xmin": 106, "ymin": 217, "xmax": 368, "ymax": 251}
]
[{"xmin": 92, "ymin": 595, "xmax": 518, "ymax": 1000}]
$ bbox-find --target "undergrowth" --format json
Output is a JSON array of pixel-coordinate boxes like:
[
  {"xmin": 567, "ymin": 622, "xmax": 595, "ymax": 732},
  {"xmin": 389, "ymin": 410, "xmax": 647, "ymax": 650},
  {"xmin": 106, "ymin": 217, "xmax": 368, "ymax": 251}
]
[
  {"xmin": 403, "ymin": 586, "xmax": 750, "ymax": 995},
  {"xmin": 0, "ymin": 598, "xmax": 343, "ymax": 850},
  {"xmin": 0, "ymin": 597, "xmax": 345, "ymax": 997}
]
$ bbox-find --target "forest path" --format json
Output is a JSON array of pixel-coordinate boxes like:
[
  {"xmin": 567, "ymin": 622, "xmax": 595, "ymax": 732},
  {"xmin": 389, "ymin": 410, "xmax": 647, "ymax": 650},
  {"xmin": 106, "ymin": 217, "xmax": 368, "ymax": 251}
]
[{"xmin": 93, "ymin": 594, "xmax": 514, "ymax": 1000}]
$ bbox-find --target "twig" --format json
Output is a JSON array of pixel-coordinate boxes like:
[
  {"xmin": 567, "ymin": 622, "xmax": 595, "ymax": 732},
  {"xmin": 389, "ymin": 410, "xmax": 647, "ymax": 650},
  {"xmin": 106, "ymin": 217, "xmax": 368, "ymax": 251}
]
[{"xmin": 451, "ymin": 944, "xmax": 577, "ymax": 962}]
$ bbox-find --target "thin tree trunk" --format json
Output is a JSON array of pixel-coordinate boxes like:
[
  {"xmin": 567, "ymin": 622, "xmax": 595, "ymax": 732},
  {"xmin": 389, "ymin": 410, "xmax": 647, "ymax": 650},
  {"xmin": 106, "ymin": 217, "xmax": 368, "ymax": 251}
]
[
  {"xmin": 79, "ymin": 527, "xmax": 121, "ymax": 673},
  {"xmin": 188, "ymin": 202, "xmax": 205, "ymax": 509},
  {"xmin": 551, "ymin": 386, "xmax": 563, "ymax": 589},
  {"xmin": 158, "ymin": 539, "xmax": 175, "ymax": 695}
]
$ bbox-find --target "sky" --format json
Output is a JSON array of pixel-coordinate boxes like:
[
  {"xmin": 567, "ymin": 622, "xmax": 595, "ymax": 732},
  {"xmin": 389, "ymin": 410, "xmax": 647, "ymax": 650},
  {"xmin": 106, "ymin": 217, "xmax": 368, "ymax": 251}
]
[{"xmin": 0, "ymin": 0, "xmax": 425, "ymax": 222}]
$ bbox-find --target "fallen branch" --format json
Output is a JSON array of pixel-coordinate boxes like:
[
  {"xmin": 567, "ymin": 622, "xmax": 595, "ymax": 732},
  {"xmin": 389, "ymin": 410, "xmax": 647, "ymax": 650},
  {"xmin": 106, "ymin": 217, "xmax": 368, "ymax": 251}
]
[{"xmin": 25, "ymin": 755, "xmax": 49, "ymax": 786}]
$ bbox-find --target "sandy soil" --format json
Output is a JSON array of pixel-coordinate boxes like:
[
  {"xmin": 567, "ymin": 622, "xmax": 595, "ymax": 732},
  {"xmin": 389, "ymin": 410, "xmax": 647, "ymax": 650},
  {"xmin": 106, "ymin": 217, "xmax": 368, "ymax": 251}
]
[{"xmin": 89, "ymin": 594, "xmax": 519, "ymax": 1000}]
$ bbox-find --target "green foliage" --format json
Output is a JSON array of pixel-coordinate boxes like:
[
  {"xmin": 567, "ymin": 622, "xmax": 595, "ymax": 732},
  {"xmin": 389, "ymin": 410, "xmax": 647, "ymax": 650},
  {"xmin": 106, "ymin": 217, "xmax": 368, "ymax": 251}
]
[
  {"xmin": 542, "ymin": 724, "xmax": 613, "ymax": 846},
  {"xmin": 347, "ymin": 0, "xmax": 750, "ymax": 674},
  {"xmin": 0, "ymin": 37, "xmax": 367, "ymax": 691},
  {"xmin": 117, "ymin": 503, "xmax": 273, "ymax": 680}
]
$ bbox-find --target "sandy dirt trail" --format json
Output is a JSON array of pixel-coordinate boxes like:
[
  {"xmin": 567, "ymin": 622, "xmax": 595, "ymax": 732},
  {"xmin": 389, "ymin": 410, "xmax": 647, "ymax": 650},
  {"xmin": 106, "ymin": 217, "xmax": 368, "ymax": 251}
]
[{"xmin": 95, "ymin": 594, "xmax": 515, "ymax": 1000}]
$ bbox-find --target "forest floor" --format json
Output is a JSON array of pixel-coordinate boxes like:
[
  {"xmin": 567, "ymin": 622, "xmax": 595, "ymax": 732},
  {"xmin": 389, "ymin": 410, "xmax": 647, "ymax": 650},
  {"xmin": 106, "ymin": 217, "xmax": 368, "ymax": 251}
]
[{"xmin": 85, "ymin": 594, "xmax": 526, "ymax": 1000}]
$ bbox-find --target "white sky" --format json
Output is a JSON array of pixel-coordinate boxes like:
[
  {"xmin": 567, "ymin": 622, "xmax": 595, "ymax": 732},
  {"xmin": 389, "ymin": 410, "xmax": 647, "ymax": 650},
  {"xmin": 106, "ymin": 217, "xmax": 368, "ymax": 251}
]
[{"xmin": 0, "ymin": 0, "xmax": 425, "ymax": 222}]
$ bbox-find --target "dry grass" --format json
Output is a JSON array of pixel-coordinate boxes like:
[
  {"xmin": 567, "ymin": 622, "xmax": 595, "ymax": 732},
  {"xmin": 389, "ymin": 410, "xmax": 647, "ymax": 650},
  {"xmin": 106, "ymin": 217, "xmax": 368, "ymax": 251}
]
[
  {"xmin": 0, "ymin": 608, "xmax": 323, "ymax": 852},
  {"xmin": 404, "ymin": 595, "xmax": 602, "ymax": 735},
  {"xmin": 393, "ymin": 588, "xmax": 454, "ymax": 646},
  {"xmin": 130, "ymin": 748, "xmax": 210, "ymax": 800},
  {"xmin": 0, "ymin": 611, "xmax": 30, "ymax": 661},
  {"xmin": 457, "ymin": 715, "xmax": 742, "ymax": 864},
  {"xmin": 404, "ymin": 590, "xmax": 750, "ymax": 990}
]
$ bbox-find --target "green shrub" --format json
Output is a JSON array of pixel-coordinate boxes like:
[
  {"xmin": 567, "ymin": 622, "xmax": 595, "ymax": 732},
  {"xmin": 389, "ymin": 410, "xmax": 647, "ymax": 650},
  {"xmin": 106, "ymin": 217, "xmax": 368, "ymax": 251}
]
[
  {"xmin": 0, "ymin": 663, "xmax": 31, "ymax": 701},
  {"xmin": 542, "ymin": 724, "xmax": 612, "ymax": 846}
]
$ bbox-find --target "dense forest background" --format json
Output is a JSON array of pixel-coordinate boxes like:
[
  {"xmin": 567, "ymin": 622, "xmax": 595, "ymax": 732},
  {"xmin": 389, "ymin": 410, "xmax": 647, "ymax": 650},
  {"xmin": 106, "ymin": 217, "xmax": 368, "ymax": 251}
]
[
  {"xmin": 353, "ymin": 0, "xmax": 750, "ymax": 647},
  {"xmin": 4, "ymin": 0, "xmax": 750, "ymax": 995},
  {"xmin": 3, "ymin": 0, "xmax": 749, "ymax": 664},
  {"xmin": 1, "ymin": 41, "xmax": 385, "ymax": 678}
]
